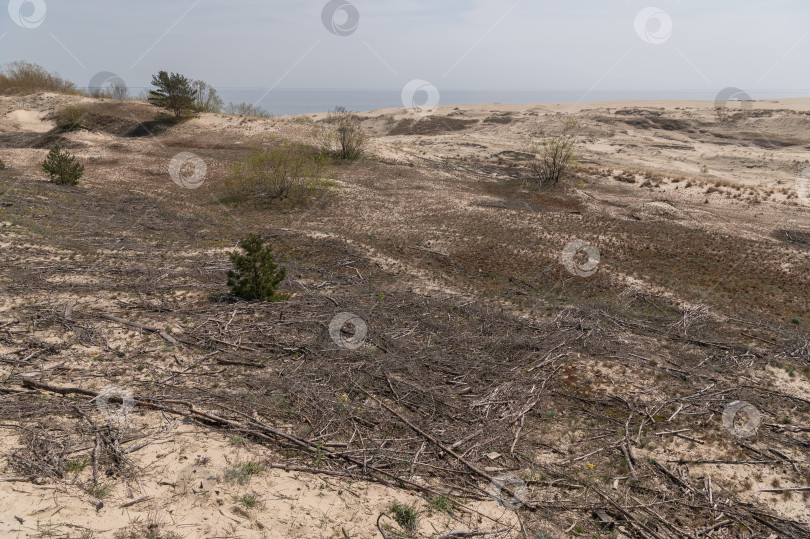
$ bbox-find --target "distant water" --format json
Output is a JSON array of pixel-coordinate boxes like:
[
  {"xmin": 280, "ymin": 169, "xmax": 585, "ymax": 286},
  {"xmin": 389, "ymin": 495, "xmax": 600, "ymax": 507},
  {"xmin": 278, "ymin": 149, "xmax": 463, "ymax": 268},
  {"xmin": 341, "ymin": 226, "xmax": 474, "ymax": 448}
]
[
  {"xmin": 209, "ymin": 88, "xmax": 810, "ymax": 117},
  {"xmin": 120, "ymin": 88, "xmax": 809, "ymax": 117}
]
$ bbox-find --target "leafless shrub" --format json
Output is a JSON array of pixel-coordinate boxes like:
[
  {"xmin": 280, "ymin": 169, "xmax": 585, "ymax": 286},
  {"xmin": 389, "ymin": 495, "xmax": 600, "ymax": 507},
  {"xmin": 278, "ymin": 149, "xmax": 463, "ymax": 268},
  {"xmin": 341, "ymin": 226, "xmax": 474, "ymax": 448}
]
[
  {"xmin": 524, "ymin": 120, "xmax": 578, "ymax": 187},
  {"xmin": 224, "ymin": 101, "xmax": 273, "ymax": 118},
  {"xmin": 318, "ymin": 106, "xmax": 366, "ymax": 160},
  {"xmin": 0, "ymin": 61, "xmax": 77, "ymax": 94}
]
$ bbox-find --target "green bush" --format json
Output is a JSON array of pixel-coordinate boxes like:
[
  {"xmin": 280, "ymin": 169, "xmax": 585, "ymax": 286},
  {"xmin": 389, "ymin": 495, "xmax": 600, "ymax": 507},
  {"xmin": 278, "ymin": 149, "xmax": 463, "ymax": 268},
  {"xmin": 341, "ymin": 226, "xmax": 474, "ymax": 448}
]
[
  {"xmin": 148, "ymin": 71, "xmax": 197, "ymax": 119},
  {"xmin": 222, "ymin": 139, "xmax": 332, "ymax": 206},
  {"xmin": 42, "ymin": 144, "xmax": 84, "ymax": 185},
  {"xmin": 227, "ymin": 234, "xmax": 290, "ymax": 302},
  {"xmin": 0, "ymin": 158, "xmax": 5, "ymax": 170}
]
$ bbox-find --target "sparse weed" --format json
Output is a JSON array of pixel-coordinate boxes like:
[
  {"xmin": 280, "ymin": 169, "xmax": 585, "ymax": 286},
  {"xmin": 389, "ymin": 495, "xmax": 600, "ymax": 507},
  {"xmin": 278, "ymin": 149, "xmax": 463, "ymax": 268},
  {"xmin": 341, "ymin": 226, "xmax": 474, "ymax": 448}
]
[
  {"xmin": 64, "ymin": 458, "xmax": 89, "ymax": 473},
  {"xmin": 224, "ymin": 462, "xmax": 264, "ymax": 484},
  {"xmin": 427, "ymin": 494, "xmax": 455, "ymax": 514},
  {"xmin": 390, "ymin": 502, "xmax": 419, "ymax": 532},
  {"xmin": 236, "ymin": 493, "xmax": 262, "ymax": 509},
  {"xmin": 87, "ymin": 483, "xmax": 113, "ymax": 499}
]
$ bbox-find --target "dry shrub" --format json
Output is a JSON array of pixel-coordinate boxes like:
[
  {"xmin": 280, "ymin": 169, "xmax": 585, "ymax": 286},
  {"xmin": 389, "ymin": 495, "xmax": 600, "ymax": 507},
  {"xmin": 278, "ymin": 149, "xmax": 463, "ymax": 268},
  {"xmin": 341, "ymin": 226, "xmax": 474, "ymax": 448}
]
[
  {"xmin": 318, "ymin": 106, "xmax": 366, "ymax": 160},
  {"xmin": 224, "ymin": 101, "xmax": 272, "ymax": 118},
  {"xmin": 525, "ymin": 120, "xmax": 578, "ymax": 187},
  {"xmin": 0, "ymin": 61, "xmax": 76, "ymax": 94}
]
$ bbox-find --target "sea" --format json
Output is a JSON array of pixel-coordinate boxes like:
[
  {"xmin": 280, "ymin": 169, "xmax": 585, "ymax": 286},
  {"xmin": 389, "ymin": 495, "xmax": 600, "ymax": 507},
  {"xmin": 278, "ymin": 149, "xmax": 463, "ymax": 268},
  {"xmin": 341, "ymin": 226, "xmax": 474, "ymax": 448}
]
[
  {"xmin": 210, "ymin": 88, "xmax": 810, "ymax": 117},
  {"xmin": 121, "ymin": 88, "xmax": 810, "ymax": 117}
]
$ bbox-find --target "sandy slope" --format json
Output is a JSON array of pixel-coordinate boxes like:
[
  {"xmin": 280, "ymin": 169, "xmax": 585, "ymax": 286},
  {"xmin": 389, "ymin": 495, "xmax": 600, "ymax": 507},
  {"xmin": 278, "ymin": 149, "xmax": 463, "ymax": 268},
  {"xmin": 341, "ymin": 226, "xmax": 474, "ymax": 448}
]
[{"xmin": 0, "ymin": 93, "xmax": 808, "ymax": 538}]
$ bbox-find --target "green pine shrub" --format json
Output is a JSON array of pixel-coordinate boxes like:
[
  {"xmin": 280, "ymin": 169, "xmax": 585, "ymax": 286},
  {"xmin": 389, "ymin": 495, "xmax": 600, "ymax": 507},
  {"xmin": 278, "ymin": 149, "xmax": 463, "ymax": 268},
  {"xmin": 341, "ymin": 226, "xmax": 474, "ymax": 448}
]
[
  {"xmin": 227, "ymin": 234, "xmax": 290, "ymax": 302},
  {"xmin": 42, "ymin": 144, "xmax": 84, "ymax": 185}
]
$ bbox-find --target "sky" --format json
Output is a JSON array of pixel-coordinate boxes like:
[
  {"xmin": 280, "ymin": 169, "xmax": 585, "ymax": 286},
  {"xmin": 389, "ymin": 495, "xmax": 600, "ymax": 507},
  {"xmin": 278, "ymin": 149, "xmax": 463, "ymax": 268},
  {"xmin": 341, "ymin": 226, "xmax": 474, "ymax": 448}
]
[{"xmin": 1, "ymin": 0, "xmax": 808, "ymax": 94}]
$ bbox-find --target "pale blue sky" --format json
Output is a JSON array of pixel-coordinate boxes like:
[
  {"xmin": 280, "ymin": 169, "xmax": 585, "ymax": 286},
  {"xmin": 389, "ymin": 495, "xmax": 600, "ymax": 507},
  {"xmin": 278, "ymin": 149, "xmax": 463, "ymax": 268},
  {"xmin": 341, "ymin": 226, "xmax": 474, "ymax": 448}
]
[{"xmin": 2, "ymin": 0, "xmax": 808, "ymax": 92}]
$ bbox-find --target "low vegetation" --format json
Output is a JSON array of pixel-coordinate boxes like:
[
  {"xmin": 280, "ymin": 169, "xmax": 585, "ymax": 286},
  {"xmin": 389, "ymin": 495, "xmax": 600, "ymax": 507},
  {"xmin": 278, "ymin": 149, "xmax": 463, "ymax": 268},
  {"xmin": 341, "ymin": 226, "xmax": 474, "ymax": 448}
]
[
  {"xmin": 223, "ymin": 461, "xmax": 265, "ymax": 484},
  {"xmin": 236, "ymin": 493, "xmax": 261, "ymax": 509},
  {"xmin": 0, "ymin": 61, "xmax": 76, "ymax": 94},
  {"xmin": 526, "ymin": 120, "xmax": 578, "ymax": 187},
  {"xmin": 41, "ymin": 144, "xmax": 84, "ymax": 185},
  {"xmin": 192, "ymin": 79, "xmax": 224, "ymax": 113},
  {"xmin": 54, "ymin": 105, "xmax": 92, "ymax": 132},
  {"xmin": 390, "ymin": 501, "xmax": 419, "ymax": 532},
  {"xmin": 227, "ymin": 234, "xmax": 289, "ymax": 302},
  {"xmin": 319, "ymin": 106, "xmax": 366, "ymax": 159},
  {"xmin": 224, "ymin": 101, "xmax": 273, "ymax": 118},
  {"xmin": 221, "ymin": 138, "xmax": 333, "ymax": 205},
  {"xmin": 427, "ymin": 494, "xmax": 455, "ymax": 514},
  {"xmin": 88, "ymin": 81, "xmax": 128, "ymax": 101}
]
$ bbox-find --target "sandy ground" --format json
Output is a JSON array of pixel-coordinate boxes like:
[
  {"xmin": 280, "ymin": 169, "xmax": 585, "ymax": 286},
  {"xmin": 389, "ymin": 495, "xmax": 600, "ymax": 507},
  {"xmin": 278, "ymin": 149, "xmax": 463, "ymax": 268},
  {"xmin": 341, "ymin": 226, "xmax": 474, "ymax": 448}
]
[{"xmin": 0, "ymin": 93, "xmax": 808, "ymax": 538}]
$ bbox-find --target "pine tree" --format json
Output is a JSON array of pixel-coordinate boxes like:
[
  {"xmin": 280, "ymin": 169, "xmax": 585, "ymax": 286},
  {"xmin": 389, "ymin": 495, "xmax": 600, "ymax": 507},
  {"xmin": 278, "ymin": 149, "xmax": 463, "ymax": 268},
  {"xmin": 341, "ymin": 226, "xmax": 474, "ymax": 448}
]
[
  {"xmin": 227, "ymin": 234, "xmax": 289, "ymax": 302},
  {"xmin": 41, "ymin": 144, "xmax": 83, "ymax": 185},
  {"xmin": 147, "ymin": 71, "xmax": 197, "ymax": 119}
]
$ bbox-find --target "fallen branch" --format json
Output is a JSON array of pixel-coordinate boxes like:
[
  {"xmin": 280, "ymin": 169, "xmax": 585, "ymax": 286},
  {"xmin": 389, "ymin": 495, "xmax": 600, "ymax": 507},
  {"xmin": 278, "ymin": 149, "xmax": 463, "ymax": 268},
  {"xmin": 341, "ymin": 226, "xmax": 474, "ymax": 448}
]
[
  {"xmin": 99, "ymin": 314, "xmax": 178, "ymax": 344},
  {"xmin": 353, "ymin": 382, "xmax": 535, "ymax": 510}
]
